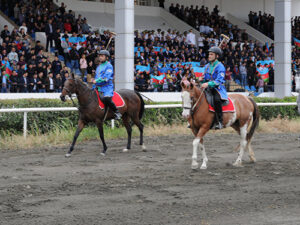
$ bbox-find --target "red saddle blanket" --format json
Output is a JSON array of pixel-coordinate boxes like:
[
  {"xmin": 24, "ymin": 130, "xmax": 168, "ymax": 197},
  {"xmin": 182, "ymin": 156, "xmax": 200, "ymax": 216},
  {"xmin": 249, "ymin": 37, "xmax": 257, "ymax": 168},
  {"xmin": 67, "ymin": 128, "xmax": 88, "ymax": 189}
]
[
  {"xmin": 95, "ymin": 90, "xmax": 125, "ymax": 109},
  {"xmin": 208, "ymin": 97, "xmax": 235, "ymax": 113}
]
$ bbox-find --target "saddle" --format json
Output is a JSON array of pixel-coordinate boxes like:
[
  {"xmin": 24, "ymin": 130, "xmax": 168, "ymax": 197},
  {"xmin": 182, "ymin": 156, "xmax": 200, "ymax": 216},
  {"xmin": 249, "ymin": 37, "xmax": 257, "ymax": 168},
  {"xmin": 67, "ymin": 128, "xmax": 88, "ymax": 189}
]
[
  {"xmin": 204, "ymin": 88, "xmax": 235, "ymax": 130},
  {"xmin": 95, "ymin": 90, "xmax": 125, "ymax": 109},
  {"xmin": 204, "ymin": 89, "xmax": 235, "ymax": 113}
]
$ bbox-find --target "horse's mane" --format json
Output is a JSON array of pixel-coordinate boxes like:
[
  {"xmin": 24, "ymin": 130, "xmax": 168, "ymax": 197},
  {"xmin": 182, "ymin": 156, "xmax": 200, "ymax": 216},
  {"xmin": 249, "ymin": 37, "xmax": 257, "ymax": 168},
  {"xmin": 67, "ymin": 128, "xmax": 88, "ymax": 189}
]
[{"xmin": 75, "ymin": 78, "xmax": 98, "ymax": 104}]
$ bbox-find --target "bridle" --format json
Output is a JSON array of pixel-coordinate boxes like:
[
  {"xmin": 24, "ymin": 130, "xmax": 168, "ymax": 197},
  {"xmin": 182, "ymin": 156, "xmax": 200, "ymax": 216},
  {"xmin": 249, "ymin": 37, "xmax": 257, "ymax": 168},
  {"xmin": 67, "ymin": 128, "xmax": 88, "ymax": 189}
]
[
  {"xmin": 62, "ymin": 78, "xmax": 89, "ymax": 108},
  {"xmin": 183, "ymin": 86, "xmax": 205, "ymax": 116}
]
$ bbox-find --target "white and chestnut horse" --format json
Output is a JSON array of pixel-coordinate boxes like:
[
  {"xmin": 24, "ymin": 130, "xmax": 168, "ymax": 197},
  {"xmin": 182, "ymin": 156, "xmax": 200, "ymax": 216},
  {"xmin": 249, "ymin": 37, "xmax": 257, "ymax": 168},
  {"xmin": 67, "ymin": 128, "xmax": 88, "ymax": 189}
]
[{"xmin": 181, "ymin": 80, "xmax": 260, "ymax": 170}]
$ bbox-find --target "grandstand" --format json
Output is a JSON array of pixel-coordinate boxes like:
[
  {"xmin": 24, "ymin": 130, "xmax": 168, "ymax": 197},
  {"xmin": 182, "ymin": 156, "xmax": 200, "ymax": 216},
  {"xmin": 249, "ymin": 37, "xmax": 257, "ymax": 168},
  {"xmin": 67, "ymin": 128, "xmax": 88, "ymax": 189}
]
[{"xmin": 0, "ymin": 0, "xmax": 299, "ymax": 98}]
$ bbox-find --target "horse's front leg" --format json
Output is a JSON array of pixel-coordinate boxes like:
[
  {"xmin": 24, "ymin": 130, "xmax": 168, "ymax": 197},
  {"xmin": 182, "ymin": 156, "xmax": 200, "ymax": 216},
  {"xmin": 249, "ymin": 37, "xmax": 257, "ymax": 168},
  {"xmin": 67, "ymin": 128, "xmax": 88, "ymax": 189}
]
[
  {"xmin": 191, "ymin": 138, "xmax": 200, "ymax": 169},
  {"xmin": 200, "ymin": 138, "xmax": 208, "ymax": 169},
  {"xmin": 191, "ymin": 127, "xmax": 209, "ymax": 170},
  {"xmin": 66, "ymin": 119, "xmax": 85, "ymax": 157},
  {"xmin": 97, "ymin": 121, "xmax": 107, "ymax": 156}
]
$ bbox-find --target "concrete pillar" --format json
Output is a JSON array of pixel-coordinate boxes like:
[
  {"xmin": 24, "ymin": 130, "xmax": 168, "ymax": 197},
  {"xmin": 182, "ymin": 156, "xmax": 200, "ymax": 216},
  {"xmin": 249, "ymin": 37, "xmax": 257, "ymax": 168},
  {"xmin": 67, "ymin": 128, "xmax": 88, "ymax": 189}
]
[
  {"xmin": 274, "ymin": 0, "xmax": 291, "ymax": 98},
  {"xmin": 114, "ymin": 0, "xmax": 134, "ymax": 90}
]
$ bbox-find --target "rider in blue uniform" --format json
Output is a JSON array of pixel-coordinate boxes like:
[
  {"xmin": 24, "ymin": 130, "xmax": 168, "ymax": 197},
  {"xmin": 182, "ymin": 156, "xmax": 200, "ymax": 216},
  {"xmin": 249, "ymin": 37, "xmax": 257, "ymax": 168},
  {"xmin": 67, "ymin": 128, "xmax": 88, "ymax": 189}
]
[
  {"xmin": 93, "ymin": 50, "xmax": 122, "ymax": 120},
  {"xmin": 201, "ymin": 46, "xmax": 227, "ymax": 129}
]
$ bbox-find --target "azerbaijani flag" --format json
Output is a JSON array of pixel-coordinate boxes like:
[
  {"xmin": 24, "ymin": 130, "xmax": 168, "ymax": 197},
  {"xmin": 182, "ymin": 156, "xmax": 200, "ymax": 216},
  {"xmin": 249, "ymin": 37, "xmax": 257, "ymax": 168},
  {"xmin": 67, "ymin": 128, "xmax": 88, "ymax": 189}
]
[
  {"xmin": 1, "ymin": 60, "xmax": 13, "ymax": 75},
  {"xmin": 136, "ymin": 64, "xmax": 150, "ymax": 73},
  {"xmin": 293, "ymin": 37, "xmax": 300, "ymax": 48},
  {"xmin": 257, "ymin": 67, "xmax": 269, "ymax": 82},
  {"xmin": 153, "ymin": 47, "xmax": 165, "ymax": 54},
  {"xmin": 158, "ymin": 67, "xmax": 169, "ymax": 75},
  {"xmin": 265, "ymin": 42, "xmax": 270, "ymax": 53},
  {"xmin": 5, "ymin": 64, "xmax": 13, "ymax": 75},
  {"xmin": 193, "ymin": 67, "xmax": 205, "ymax": 78},
  {"xmin": 150, "ymin": 74, "xmax": 165, "ymax": 84},
  {"xmin": 256, "ymin": 60, "xmax": 274, "ymax": 67},
  {"xmin": 61, "ymin": 36, "xmax": 87, "ymax": 47}
]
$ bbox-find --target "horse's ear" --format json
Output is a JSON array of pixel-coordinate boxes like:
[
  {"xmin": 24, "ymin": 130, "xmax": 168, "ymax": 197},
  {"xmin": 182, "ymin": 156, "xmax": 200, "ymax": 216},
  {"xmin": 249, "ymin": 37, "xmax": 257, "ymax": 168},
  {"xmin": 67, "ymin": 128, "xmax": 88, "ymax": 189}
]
[
  {"xmin": 71, "ymin": 73, "xmax": 75, "ymax": 79},
  {"xmin": 181, "ymin": 81, "xmax": 185, "ymax": 89},
  {"xmin": 190, "ymin": 82, "xmax": 194, "ymax": 89}
]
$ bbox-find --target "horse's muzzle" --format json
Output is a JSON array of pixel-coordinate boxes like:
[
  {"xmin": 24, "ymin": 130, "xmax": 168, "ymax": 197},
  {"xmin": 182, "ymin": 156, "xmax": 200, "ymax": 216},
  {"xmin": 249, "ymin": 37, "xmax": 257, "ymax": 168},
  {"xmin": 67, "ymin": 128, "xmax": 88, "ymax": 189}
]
[
  {"xmin": 60, "ymin": 95, "xmax": 66, "ymax": 102},
  {"xmin": 182, "ymin": 110, "xmax": 190, "ymax": 119}
]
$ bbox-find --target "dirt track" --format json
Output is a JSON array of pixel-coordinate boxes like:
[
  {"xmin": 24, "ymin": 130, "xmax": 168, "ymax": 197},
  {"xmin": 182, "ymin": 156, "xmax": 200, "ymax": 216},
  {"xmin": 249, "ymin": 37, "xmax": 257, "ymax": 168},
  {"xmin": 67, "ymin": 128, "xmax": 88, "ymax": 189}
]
[{"xmin": 1, "ymin": 133, "xmax": 300, "ymax": 225}]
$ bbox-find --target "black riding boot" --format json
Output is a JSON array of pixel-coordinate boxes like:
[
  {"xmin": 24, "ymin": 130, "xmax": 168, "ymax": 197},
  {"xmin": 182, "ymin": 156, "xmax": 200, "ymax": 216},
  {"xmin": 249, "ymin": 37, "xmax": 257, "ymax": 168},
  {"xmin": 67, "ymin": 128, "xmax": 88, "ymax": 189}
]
[
  {"xmin": 214, "ymin": 92, "xmax": 223, "ymax": 130},
  {"xmin": 104, "ymin": 97, "xmax": 122, "ymax": 120},
  {"xmin": 215, "ymin": 110, "xmax": 223, "ymax": 130}
]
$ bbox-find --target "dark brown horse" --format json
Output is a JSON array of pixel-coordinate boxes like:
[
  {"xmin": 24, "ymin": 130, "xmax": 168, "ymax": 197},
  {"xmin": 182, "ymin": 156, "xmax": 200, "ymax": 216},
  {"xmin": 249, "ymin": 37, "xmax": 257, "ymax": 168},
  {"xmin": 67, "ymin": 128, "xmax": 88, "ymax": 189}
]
[
  {"xmin": 60, "ymin": 73, "xmax": 145, "ymax": 157},
  {"xmin": 181, "ymin": 80, "xmax": 260, "ymax": 170}
]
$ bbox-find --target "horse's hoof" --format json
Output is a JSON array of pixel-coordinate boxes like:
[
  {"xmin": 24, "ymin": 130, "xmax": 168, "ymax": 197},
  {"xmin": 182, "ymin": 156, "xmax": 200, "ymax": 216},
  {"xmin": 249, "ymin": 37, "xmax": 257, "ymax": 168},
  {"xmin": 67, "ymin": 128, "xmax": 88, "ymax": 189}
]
[
  {"xmin": 123, "ymin": 149, "xmax": 129, "ymax": 152},
  {"xmin": 200, "ymin": 165, "xmax": 207, "ymax": 170},
  {"xmin": 249, "ymin": 156, "xmax": 256, "ymax": 163},
  {"xmin": 65, "ymin": 153, "xmax": 71, "ymax": 158},
  {"xmin": 100, "ymin": 152, "xmax": 106, "ymax": 157},
  {"xmin": 232, "ymin": 161, "xmax": 243, "ymax": 167},
  {"xmin": 142, "ymin": 144, "xmax": 147, "ymax": 152},
  {"xmin": 191, "ymin": 162, "xmax": 199, "ymax": 170}
]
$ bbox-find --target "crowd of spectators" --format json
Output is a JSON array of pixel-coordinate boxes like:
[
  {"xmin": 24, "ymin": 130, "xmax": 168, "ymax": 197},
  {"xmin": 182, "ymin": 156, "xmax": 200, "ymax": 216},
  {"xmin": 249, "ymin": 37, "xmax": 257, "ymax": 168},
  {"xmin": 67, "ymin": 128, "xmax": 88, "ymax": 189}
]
[
  {"xmin": 0, "ymin": 0, "xmax": 115, "ymax": 93},
  {"xmin": 248, "ymin": 11, "xmax": 274, "ymax": 39},
  {"xmin": 169, "ymin": 3, "xmax": 249, "ymax": 42},
  {"xmin": 0, "ymin": 21, "xmax": 73, "ymax": 93},
  {"xmin": 0, "ymin": 0, "xmax": 91, "ymax": 51},
  {"xmin": 0, "ymin": 19, "xmax": 117, "ymax": 93},
  {"xmin": 132, "ymin": 28, "xmax": 278, "ymax": 93},
  {"xmin": 248, "ymin": 11, "xmax": 300, "ymax": 41},
  {"xmin": 1, "ymin": 1, "xmax": 299, "ymax": 94}
]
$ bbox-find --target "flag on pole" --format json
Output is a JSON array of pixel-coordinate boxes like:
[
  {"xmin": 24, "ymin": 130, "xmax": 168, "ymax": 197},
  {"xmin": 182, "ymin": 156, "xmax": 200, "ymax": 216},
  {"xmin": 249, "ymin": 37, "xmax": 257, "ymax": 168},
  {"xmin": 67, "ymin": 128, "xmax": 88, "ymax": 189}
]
[
  {"xmin": 257, "ymin": 67, "xmax": 269, "ymax": 82},
  {"xmin": 192, "ymin": 67, "xmax": 205, "ymax": 78},
  {"xmin": 293, "ymin": 37, "xmax": 300, "ymax": 48}
]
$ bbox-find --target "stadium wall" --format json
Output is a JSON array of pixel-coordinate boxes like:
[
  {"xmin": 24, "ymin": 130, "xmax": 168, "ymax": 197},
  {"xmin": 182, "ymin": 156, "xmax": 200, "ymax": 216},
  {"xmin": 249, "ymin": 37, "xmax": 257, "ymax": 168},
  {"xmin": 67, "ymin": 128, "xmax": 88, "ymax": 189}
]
[
  {"xmin": 0, "ymin": 11, "xmax": 15, "ymax": 32},
  {"xmin": 164, "ymin": 0, "xmax": 300, "ymax": 21},
  {"xmin": 5, "ymin": 92, "xmax": 298, "ymax": 101}
]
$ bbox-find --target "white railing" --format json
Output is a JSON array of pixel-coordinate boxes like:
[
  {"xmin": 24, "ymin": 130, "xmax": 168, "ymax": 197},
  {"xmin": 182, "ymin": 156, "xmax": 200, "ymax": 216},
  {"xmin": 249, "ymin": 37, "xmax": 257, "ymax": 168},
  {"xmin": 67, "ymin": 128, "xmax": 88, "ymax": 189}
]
[{"xmin": 0, "ymin": 102, "xmax": 297, "ymax": 138}]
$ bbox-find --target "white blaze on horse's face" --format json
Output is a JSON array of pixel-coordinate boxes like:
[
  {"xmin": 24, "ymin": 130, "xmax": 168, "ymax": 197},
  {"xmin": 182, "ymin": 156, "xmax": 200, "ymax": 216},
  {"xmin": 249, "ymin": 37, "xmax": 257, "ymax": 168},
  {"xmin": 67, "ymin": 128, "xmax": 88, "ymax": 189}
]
[{"xmin": 182, "ymin": 91, "xmax": 192, "ymax": 119}]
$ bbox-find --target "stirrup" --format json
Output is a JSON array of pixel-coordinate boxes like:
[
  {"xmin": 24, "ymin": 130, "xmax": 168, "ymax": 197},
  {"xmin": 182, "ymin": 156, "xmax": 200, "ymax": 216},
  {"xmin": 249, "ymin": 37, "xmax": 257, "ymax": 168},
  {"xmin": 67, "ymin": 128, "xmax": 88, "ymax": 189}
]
[
  {"xmin": 114, "ymin": 112, "xmax": 122, "ymax": 120},
  {"xmin": 215, "ymin": 122, "xmax": 223, "ymax": 130}
]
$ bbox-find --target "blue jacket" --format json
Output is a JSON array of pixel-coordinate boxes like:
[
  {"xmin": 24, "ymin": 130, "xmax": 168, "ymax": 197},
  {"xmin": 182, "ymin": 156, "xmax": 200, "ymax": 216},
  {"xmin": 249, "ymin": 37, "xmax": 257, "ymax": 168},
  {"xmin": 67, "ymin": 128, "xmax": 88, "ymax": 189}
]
[
  {"xmin": 203, "ymin": 61, "xmax": 228, "ymax": 100},
  {"xmin": 94, "ymin": 61, "xmax": 114, "ymax": 97}
]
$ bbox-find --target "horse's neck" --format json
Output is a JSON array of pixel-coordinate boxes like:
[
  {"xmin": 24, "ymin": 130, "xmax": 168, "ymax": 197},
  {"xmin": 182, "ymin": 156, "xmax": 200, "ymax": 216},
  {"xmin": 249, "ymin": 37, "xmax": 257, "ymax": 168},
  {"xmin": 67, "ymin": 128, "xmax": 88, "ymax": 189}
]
[
  {"xmin": 193, "ymin": 86, "xmax": 201, "ymax": 100},
  {"xmin": 192, "ymin": 86, "xmax": 208, "ymax": 108},
  {"xmin": 76, "ymin": 82, "xmax": 92, "ymax": 106}
]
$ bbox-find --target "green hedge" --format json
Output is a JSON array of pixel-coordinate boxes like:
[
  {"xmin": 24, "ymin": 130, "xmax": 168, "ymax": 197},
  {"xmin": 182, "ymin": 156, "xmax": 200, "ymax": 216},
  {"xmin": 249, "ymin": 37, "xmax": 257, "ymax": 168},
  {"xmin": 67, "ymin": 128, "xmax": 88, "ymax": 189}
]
[
  {"xmin": 0, "ymin": 96, "xmax": 298, "ymax": 134},
  {"xmin": 254, "ymin": 96, "xmax": 298, "ymax": 120},
  {"xmin": 0, "ymin": 99, "xmax": 78, "ymax": 134}
]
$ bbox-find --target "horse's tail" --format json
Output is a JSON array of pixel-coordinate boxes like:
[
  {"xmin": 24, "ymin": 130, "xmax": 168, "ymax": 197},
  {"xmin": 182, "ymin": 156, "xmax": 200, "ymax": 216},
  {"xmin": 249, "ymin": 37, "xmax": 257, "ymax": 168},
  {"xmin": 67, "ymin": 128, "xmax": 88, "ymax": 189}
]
[
  {"xmin": 135, "ymin": 91, "xmax": 145, "ymax": 120},
  {"xmin": 247, "ymin": 97, "xmax": 260, "ymax": 142}
]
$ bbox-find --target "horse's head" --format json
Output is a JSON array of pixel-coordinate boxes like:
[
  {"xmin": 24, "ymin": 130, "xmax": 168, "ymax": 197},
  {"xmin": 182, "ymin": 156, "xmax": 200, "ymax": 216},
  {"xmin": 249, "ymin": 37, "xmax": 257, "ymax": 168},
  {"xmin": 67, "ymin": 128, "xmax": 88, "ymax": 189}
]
[
  {"xmin": 181, "ymin": 79, "xmax": 196, "ymax": 119},
  {"xmin": 60, "ymin": 73, "xmax": 78, "ymax": 102}
]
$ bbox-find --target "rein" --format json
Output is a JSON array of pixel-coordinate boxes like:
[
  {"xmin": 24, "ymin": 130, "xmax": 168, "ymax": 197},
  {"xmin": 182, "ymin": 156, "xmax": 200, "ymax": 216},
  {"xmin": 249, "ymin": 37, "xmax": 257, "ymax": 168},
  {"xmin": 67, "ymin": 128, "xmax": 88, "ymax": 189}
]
[
  {"xmin": 183, "ymin": 87, "xmax": 205, "ymax": 115},
  {"xmin": 190, "ymin": 87, "xmax": 205, "ymax": 131},
  {"xmin": 63, "ymin": 78, "xmax": 90, "ymax": 108},
  {"xmin": 191, "ymin": 88, "xmax": 205, "ymax": 114},
  {"xmin": 63, "ymin": 86, "xmax": 77, "ymax": 108}
]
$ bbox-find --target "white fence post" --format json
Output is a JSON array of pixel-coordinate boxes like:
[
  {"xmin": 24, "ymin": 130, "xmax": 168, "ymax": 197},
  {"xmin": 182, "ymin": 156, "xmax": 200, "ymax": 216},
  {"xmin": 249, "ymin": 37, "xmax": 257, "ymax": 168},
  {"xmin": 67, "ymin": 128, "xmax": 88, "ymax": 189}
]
[
  {"xmin": 111, "ymin": 119, "xmax": 115, "ymax": 129},
  {"xmin": 0, "ymin": 102, "xmax": 296, "ymax": 139},
  {"xmin": 23, "ymin": 112, "xmax": 27, "ymax": 139}
]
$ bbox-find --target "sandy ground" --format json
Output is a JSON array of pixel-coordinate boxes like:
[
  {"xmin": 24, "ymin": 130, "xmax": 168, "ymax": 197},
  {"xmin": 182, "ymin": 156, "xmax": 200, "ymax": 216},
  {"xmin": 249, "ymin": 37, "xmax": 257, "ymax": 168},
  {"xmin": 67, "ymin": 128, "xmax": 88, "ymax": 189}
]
[{"xmin": 1, "ymin": 133, "xmax": 300, "ymax": 225}]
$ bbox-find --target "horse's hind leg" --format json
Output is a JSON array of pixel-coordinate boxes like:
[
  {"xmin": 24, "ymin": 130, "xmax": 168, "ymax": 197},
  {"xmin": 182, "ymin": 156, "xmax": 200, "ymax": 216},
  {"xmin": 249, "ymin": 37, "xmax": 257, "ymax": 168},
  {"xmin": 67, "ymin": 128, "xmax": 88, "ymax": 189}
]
[
  {"xmin": 132, "ymin": 114, "xmax": 146, "ymax": 151},
  {"xmin": 66, "ymin": 119, "xmax": 85, "ymax": 157},
  {"xmin": 247, "ymin": 141, "xmax": 256, "ymax": 163},
  {"xmin": 233, "ymin": 123, "xmax": 247, "ymax": 167},
  {"xmin": 122, "ymin": 114, "xmax": 132, "ymax": 152}
]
